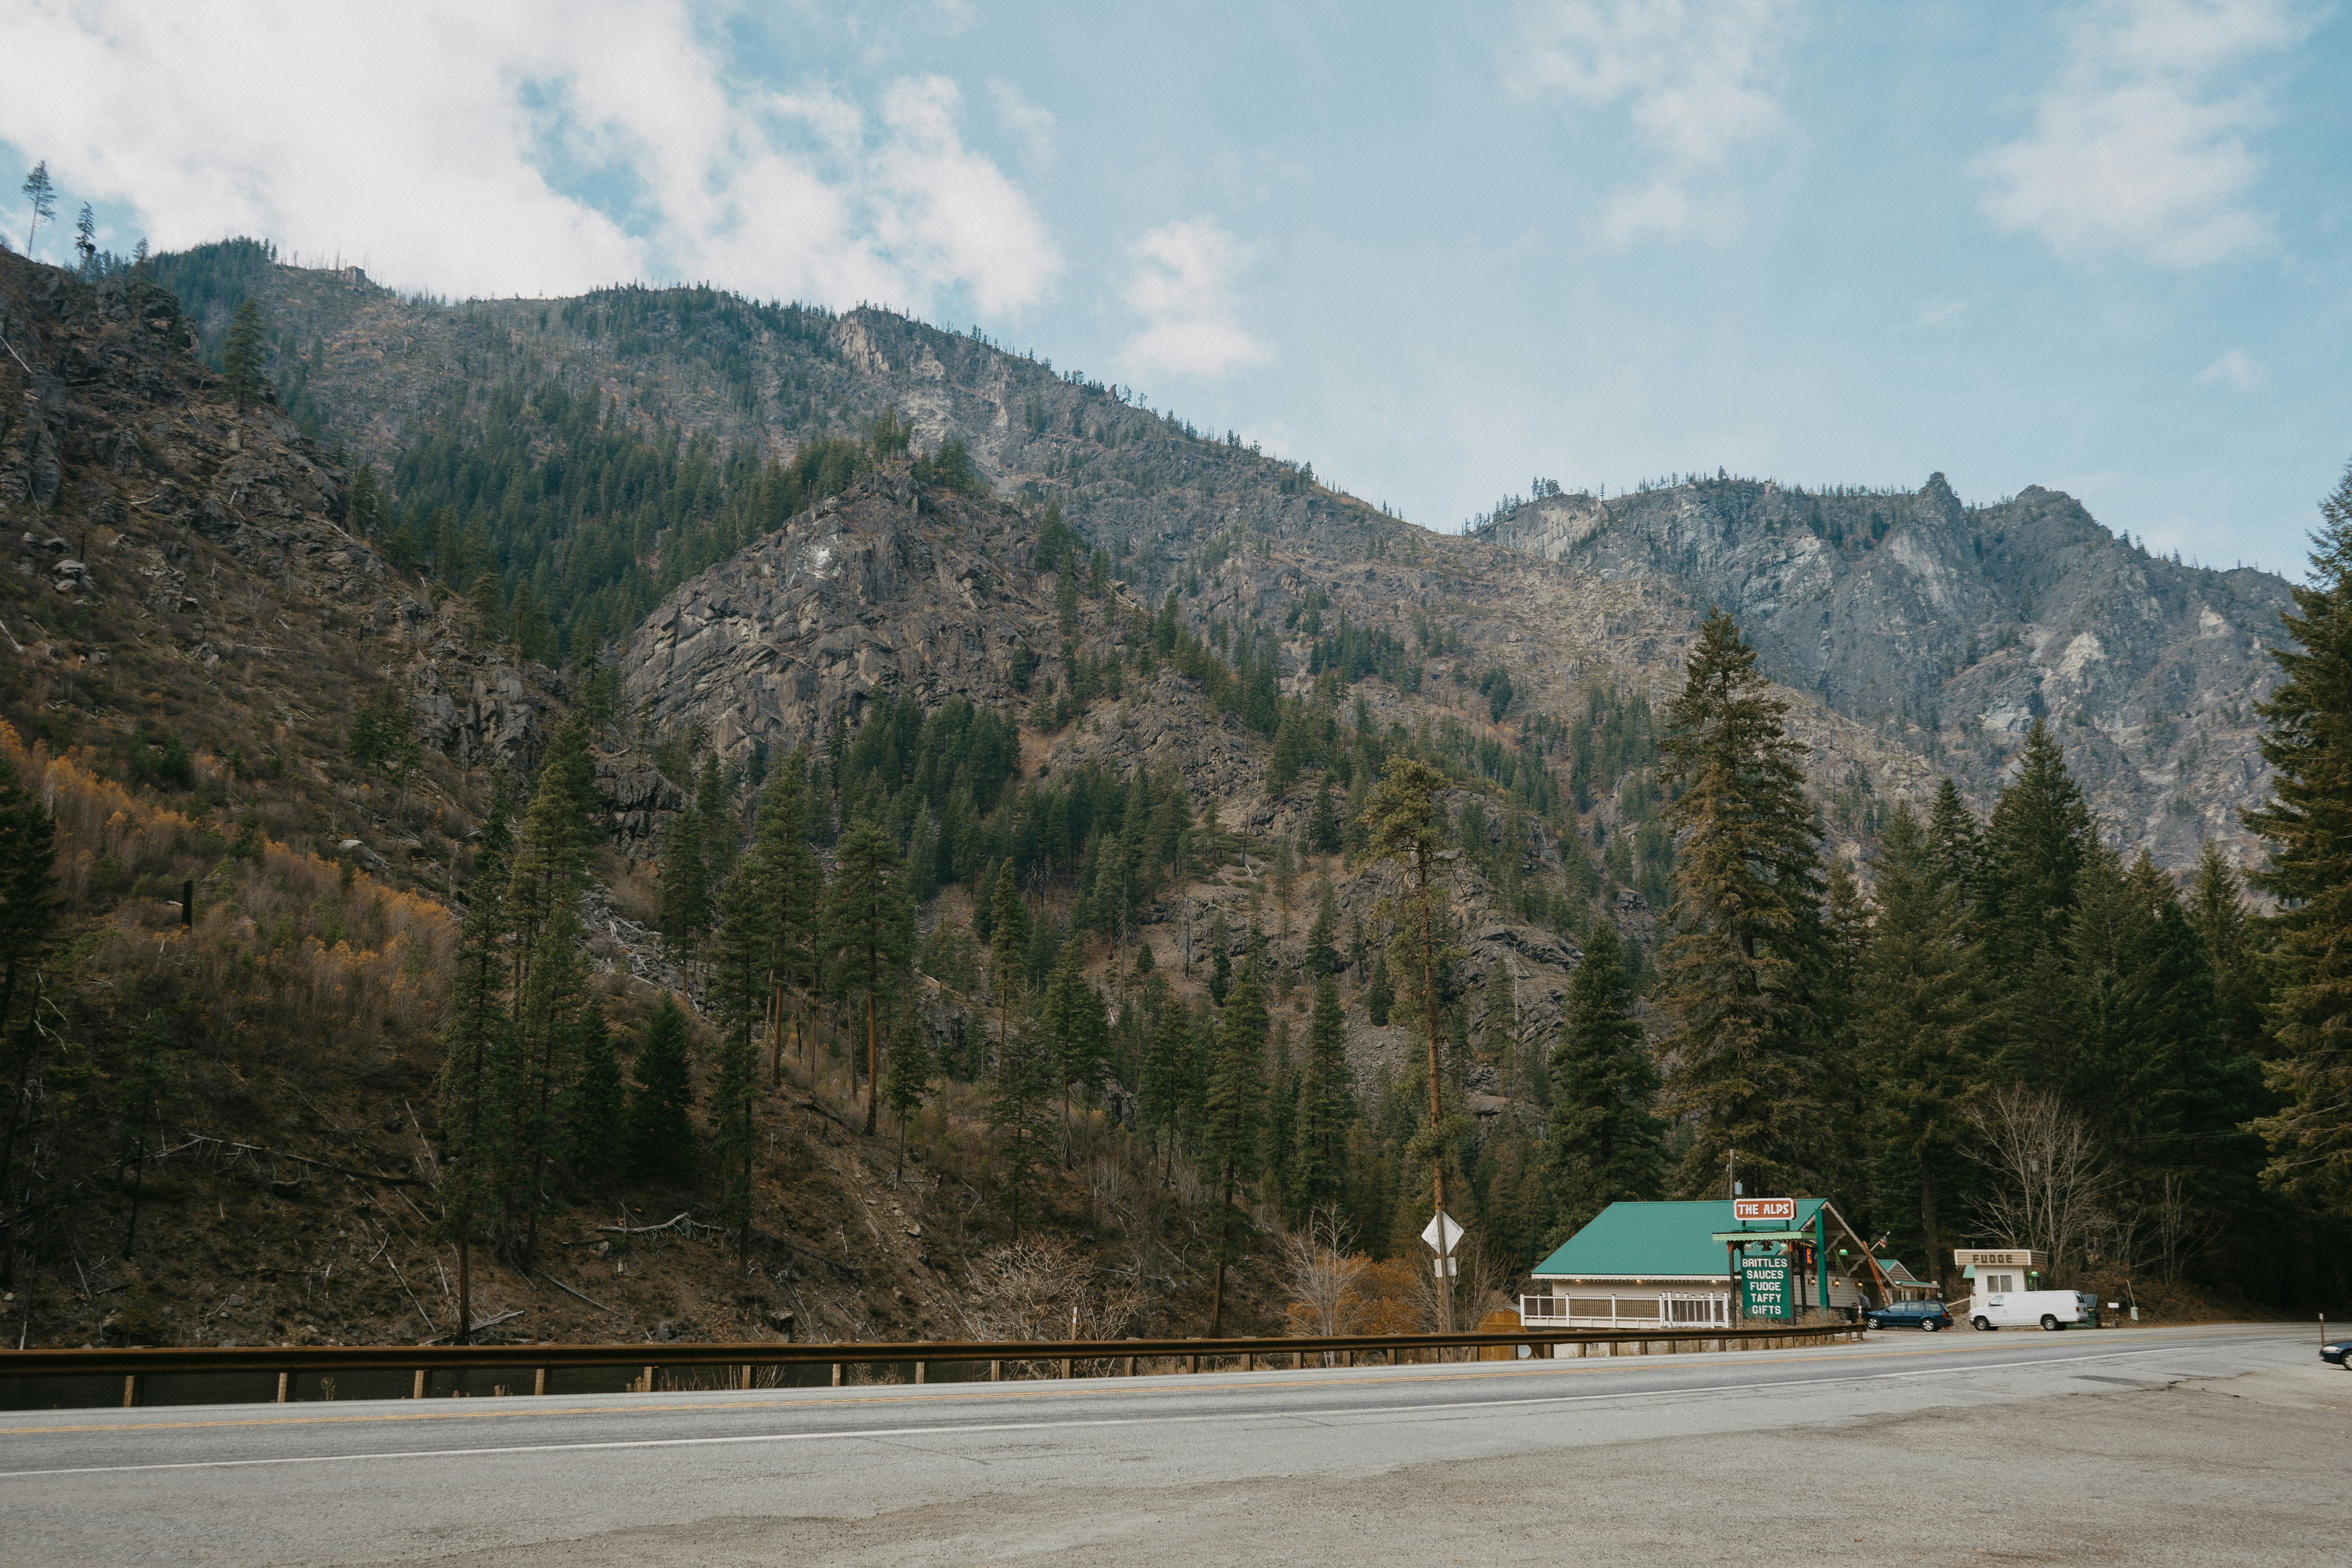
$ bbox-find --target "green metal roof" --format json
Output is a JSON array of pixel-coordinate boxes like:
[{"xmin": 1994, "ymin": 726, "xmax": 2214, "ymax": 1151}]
[{"xmin": 1530, "ymin": 1200, "xmax": 1829, "ymax": 1278}]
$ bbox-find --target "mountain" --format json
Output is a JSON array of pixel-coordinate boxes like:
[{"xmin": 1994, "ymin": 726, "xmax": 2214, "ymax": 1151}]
[{"xmin": 1476, "ymin": 474, "xmax": 2290, "ymax": 869}]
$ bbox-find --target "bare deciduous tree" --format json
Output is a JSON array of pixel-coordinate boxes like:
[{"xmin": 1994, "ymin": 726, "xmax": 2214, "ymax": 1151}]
[
  {"xmin": 1277, "ymin": 1207, "xmax": 1368, "ymax": 1342},
  {"xmin": 1964, "ymin": 1084, "xmax": 2114, "ymax": 1279},
  {"xmin": 957, "ymin": 1237, "xmax": 1145, "ymax": 1375}
]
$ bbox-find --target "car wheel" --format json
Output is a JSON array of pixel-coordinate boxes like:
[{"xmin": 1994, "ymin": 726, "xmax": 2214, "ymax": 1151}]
[
  {"xmin": 2040, "ymin": 1315, "xmax": 2059, "ymax": 1331},
  {"xmin": 1972, "ymin": 1317, "xmax": 1992, "ymax": 1331},
  {"xmin": 1922, "ymin": 1319, "xmax": 1940, "ymax": 1332}
]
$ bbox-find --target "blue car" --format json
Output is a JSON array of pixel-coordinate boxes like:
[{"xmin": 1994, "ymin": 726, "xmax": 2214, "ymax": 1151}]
[
  {"xmin": 2324, "ymin": 1340, "xmax": 2350, "ymax": 1370},
  {"xmin": 1863, "ymin": 1300, "xmax": 1953, "ymax": 1331}
]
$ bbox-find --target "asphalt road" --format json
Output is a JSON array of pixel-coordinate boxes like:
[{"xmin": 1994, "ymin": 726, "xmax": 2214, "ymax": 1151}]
[{"xmin": 1, "ymin": 1323, "xmax": 2341, "ymax": 1566}]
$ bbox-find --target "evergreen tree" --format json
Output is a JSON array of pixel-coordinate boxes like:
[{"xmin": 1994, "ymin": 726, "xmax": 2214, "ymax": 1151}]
[
  {"xmin": 1482, "ymin": 956, "xmax": 1519, "ymax": 1094},
  {"xmin": 1292, "ymin": 975, "xmax": 1353, "ymax": 1220},
  {"xmin": 987, "ymin": 861, "xmax": 1028, "ymax": 1080},
  {"xmin": 1362, "ymin": 754, "xmax": 1463, "ymax": 1301},
  {"xmin": 1139, "ymin": 998, "xmax": 1192, "ymax": 1181},
  {"xmin": 1366, "ymin": 950, "xmax": 1393, "ymax": 1026},
  {"xmin": 2187, "ymin": 842, "xmax": 2267, "ymax": 1068},
  {"xmin": 744, "ymin": 760, "xmax": 818, "ymax": 1079},
  {"xmin": 707, "ymin": 839, "xmax": 778, "ymax": 1261},
  {"xmin": 656, "ymin": 802, "xmax": 709, "ymax": 967},
  {"xmin": 221, "ymin": 298, "xmax": 268, "ymax": 410},
  {"xmin": 563, "ymin": 1000, "xmax": 626, "ymax": 1190},
  {"xmin": 1924, "ymin": 777, "xmax": 1984, "ymax": 896},
  {"xmin": 0, "ymin": 748, "xmax": 60, "ymax": 1269},
  {"xmin": 1201, "ymin": 964, "xmax": 1269, "ymax": 1333},
  {"xmin": 627, "ymin": 996, "xmax": 697, "ymax": 1184},
  {"xmin": 881, "ymin": 1002, "xmax": 932, "ymax": 1182},
  {"xmin": 1979, "ymin": 718, "xmax": 2094, "ymax": 1087},
  {"xmin": 431, "ymin": 780, "xmax": 511, "ymax": 1342},
  {"xmin": 1305, "ymin": 878, "xmax": 1340, "ymax": 977},
  {"xmin": 1207, "ymin": 909, "xmax": 1232, "ymax": 1003},
  {"xmin": 2247, "ymin": 463, "xmax": 2352, "ymax": 1218},
  {"xmin": 19, "ymin": 162, "xmax": 55, "ymax": 255},
  {"xmin": 708, "ymin": 1003, "xmax": 760, "ymax": 1269},
  {"xmin": 1309, "ymin": 780, "xmax": 1343, "ymax": 854},
  {"xmin": 989, "ymin": 1011, "xmax": 1055, "ymax": 1237},
  {"xmin": 827, "ymin": 819, "xmax": 915, "ymax": 1134},
  {"xmin": 1855, "ymin": 801, "xmax": 1979, "ymax": 1292},
  {"xmin": 1039, "ymin": 945, "xmax": 1107, "ymax": 1166},
  {"xmin": 1654, "ymin": 610, "xmax": 1828, "ymax": 1197},
  {"xmin": 1544, "ymin": 921, "xmax": 1663, "ymax": 1246}
]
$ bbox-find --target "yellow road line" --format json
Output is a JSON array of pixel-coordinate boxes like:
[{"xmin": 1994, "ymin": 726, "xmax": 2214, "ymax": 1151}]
[{"xmin": 0, "ymin": 1327, "xmax": 2274, "ymax": 1440}]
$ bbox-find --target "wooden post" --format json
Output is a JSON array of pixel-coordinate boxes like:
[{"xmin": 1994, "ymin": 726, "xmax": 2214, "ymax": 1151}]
[
  {"xmin": 831, "ymin": 1363, "xmax": 843, "ymax": 1387},
  {"xmin": 642, "ymin": 1365, "xmax": 656, "ymax": 1394},
  {"xmin": 914, "ymin": 1361, "xmax": 926, "ymax": 1385},
  {"xmin": 534, "ymin": 1368, "xmax": 547, "ymax": 1396},
  {"xmin": 413, "ymin": 1369, "xmax": 427, "ymax": 1399},
  {"xmin": 1189, "ymin": 1353, "xmax": 1200, "ymax": 1373},
  {"xmin": 1125, "ymin": 1355, "xmax": 1136, "ymax": 1376},
  {"xmin": 275, "ymin": 1371, "xmax": 290, "ymax": 1402},
  {"xmin": 989, "ymin": 1359, "xmax": 1002, "ymax": 1382},
  {"xmin": 1245, "ymin": 1351, "xmax": 1254, "ymax": 1372},
  {"xmin": 122, "ymin": 1374, "xmax": 138, "ymax": 1408}
]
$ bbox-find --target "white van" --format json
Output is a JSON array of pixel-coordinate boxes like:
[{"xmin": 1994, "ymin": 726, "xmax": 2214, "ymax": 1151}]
[{"xmin": 1968, "ymin": 1274, "xmax": 2098, "ymax": 1331}]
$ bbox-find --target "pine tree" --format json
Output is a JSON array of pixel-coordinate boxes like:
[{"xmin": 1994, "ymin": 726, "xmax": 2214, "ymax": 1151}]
[
  {"xmin": 990, "ymin": 1011, "xmax": 1055, "ymax": 1238},
  {"xmin": 1366, "ymin": 950, "xmax": 1393, "ymax": 1026},
  {"xmin": 1305, "ymin": 878, "xmax": 1340, "ymax": 977},
  {"xmin": 1039, "ymin": 945, "xmax": 1107, "ymax": 1166},
  {"xmin": 1292, "ymin": 975, "xmax": 1353, "ymax": 1220},
  {"xmin": 1139, "ymin": 999, "xmax": 1192, "ymax": 1180},
  {"xmin": 1207, "ymin": 909, "xmax": 1232, "ymax": 1003},
  {"xmin": 222, "ymin": 299, "xmax": 268, "ymax": 411},
  {"xmin": 1654, "ymin": 610, "xmax": 1828, "ymax": 1197},
  {"xmin": 1201, "ymin": 964, "xmax": 1269, "ymax": 1333},
  {"xmin": 2247, "ymin": 464, "xmax": 2352, "ymax": 1217},
  {"xmin": 0, "ymin": 752, "xmax": 60, "ymax": 1291},
  {"xmin": 431, "ymin": 780, "xmax": 511, "ymax": 1342},
  {"xmin": 656, "ymin": 802, "xmax": 708, "ymax": 968},
  {"xmin": 2187, "ymin": 842, "xmax": 2267, "ymax": 1066},
  {"xmin": 19, "ymin": 162, "xmax": 54, "ymax": 255},
  {"xmin": 1925, "ymin": 777, "xmax": 1984, "ymax": 896},
  {"xmin": 563, "ymin": 1000, "xmax": 626, "ymax": 1190},
  {"xmin": 707, "ymin": 838, "xmax": 777, "ymax": 1262},
  {"xmin": 1855, "ymin": 801, "xmax": 1980, "ymax": 1293},
  {"xmin": 1309, "ymin": 780, "xmax": 1343, "ymax": 854},
  {"xmin": 1482, "ymin": 956, "xmax": 1518, "ymax": 1094},
  {"xmin": 1544, "ymin": 921, "xmax": 1663, "ymax": 1246},
  {"xmin": 987, "ymin": 861, "xmax": 1028, "ymax": 1080},
  {"xmin": 882, "ymin": 1002, "xmax": 932, "ymax": 1182},
  {"xmin": 828, "ymin": 819, "xmax": 915, "ymax": 1134},
  {"xmin": 708, "ymin": 1002, "xmax": 760, "ymax": 1269},
  {"xmin": 735, "ymin": 760, "xmax": 817, "ymax": 1078},
  {"xmin": 627, "ymin": 996, "xmax": 697, "ymax": 1184},
  {"xmin": 1979, "ymin": 717, "xmax": 2093, "ymax": 1087},
  {"xmin": 1362, "ymin": 754, "xmax": 1462, "ymax": 1304}
]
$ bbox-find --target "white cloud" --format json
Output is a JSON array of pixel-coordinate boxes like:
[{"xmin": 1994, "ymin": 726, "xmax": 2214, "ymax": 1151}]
[
  {"xmin": 1118, "ymin": 219, "xmax": 1270, "ymax": 380},
  {"xmin": 1974, "ymin": 0, "xmax": 2319, "ymax": 268},
  {"xmin": 2196, "ymin": 346, "xmax": 2266, "ymax": 388},
  {"xmin": 1505, "ymin": 0, "xmax": 1800, "ymax": 245},
  {"xmin": 1918, "ymin": 299, "xmax": 1969, "ymax": 328},
  {"xmin": 0, "ymin": 0, "xmax": 1061, "ymax": 313},
  {"xmin": 988, "ymin": 78, "xmax": 1056, "ymax": 169}
]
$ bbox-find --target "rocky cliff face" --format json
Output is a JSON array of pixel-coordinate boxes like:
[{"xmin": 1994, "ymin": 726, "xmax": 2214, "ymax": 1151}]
[{"xmin": 1479, "ymin": 474, "xmax": 2289, "ymax": 867}]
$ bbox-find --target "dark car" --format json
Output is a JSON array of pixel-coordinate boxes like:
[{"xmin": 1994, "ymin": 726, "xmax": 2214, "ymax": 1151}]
[
  {"xmin": 1864, "ymin": 1300, "xmax": 1953, "ymax": 1332},
  {"xmin": 2324, "ymin": 1340, "xmax": 2350, "ymax": 1369}
]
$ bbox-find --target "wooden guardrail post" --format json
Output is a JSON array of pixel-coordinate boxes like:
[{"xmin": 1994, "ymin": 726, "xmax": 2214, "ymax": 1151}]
[
  {"xmin": 122, "ymin": 1374, "xmax": 138, "ymax": 1408},
  {"xmin": 913, "ymin": 1361, "xmax": 925, "ymax": 1385},
  {"xmin": 642, "ymin": 1364, "xmax": 655, "ymax": 1394},
  {"xmin": 275, "ymin": 1371, "xmax": 289, "ymax": 1402},
  {"xmin": 413, "ymin": 1369, "xmax": 427, "ymax": 1399},
  {"xmin": 534, "ymin": 1368, "xmax": 547, "ymax": 1396}
]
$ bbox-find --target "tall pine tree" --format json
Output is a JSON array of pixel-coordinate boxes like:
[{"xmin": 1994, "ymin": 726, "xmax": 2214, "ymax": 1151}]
[
  {"xmin": 1654, "ymin": 610, "xmax": 1829, "ymax": 1197},
  {"xmin": 1544, "ymin": 921, "xmax": 1663, "ymax": 1246}
]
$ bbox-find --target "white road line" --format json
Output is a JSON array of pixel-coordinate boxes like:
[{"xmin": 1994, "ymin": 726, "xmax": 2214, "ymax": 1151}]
[{"xmin": 0, "ymin": 1341, "xmax": 2246, "ymax": 1481}]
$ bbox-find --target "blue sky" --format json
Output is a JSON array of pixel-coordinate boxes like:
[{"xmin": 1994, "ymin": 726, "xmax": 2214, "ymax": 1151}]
[{"xmin": 4, "ymin": 0, "xmax": 2346, "ymax": 574}]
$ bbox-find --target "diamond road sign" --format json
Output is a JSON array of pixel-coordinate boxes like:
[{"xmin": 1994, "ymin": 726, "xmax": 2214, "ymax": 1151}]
[{"xmin": 1421, "ymin": 1211, "xmax": 1464, "ymax": 1256}]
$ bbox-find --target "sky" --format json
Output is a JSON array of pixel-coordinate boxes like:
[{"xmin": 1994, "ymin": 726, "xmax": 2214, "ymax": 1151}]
[{"xmin": 3, "ymin": 0, "xmax": 2347, "ymax": 576}]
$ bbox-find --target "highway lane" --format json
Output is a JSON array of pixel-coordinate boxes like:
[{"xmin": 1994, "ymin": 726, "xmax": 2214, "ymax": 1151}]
[{"xmin": 0, "ymin": 1323, "xmax": 2337, "ymax": 1566}]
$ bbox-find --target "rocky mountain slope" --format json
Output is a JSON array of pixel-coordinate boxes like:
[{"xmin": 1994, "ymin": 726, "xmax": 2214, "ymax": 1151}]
[
  {"xmin": 182, "ymin": 245, "xmax": 2284, "ymax": 872},
  {"xmin": 1478, "ymin": 474, "xmax": 2290, "ymax": 868}
]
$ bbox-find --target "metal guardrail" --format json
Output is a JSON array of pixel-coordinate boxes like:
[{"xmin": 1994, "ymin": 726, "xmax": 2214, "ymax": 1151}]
[{"xmin": 0, "ymin": 1323, "xmax": 1862, "ymax": 1409}]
